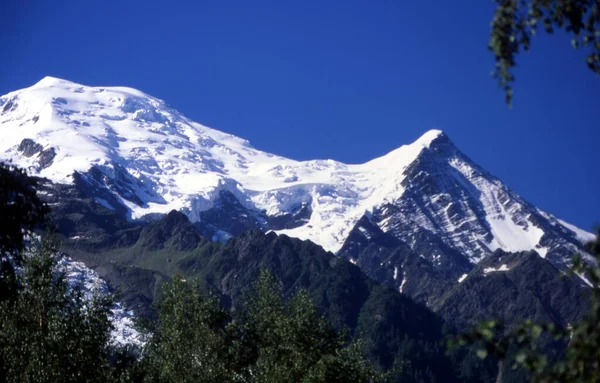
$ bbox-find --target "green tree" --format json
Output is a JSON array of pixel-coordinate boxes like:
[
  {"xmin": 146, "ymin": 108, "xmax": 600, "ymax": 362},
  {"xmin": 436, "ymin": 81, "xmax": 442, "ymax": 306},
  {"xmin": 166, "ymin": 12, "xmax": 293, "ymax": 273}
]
[
  {"xmin": 142, "ymin": 270, "xmax": 387, "ymax": 383},
  {"xmin": 0, "ymin": 162, "xmax": 48, "ymax": 301},
  {"xmin": 141, "ymin": 278, "xmax": 243, "ymax": 383},
  {"xmin": 0, "ymin": 162, "xmax": 48, "ymax": 259},
  {"xmin": 455, "ymin": 230, "xmax": 600, "ymax": 382},
  {"xmin": 0, "ymin": 236, "xmax": 114, "ymax": 383},
  {"xmin": 490, "ymin": 0, "xmax": 600, "ymax": 106},
  {"xmin": 245, "ymin": 269, "xmax": 386, "ymax": 383}
]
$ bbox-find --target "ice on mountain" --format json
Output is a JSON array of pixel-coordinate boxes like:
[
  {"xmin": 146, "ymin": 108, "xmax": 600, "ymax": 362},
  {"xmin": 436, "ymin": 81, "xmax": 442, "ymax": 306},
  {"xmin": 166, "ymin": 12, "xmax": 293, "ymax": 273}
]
[{"xmin": 556, "ymin": 218, "xmax": 596, "ymax": 244}]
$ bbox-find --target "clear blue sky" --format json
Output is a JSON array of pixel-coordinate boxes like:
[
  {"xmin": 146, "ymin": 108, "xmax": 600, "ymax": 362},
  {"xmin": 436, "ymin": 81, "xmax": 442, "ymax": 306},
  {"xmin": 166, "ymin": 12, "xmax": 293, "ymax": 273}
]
[{"xmin": 1, "ymin": 0, "xmax": 598, "ymax": 231}]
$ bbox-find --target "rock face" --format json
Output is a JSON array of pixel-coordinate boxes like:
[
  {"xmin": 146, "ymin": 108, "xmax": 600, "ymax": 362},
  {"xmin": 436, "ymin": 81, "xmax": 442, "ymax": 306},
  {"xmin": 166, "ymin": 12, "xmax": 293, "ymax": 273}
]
[
  {"xmin": 432, "ymin": 250, "xmax": 589, "ymax": 330},
  {"xmin": 333, "ymin": 132, "xmax": 593, "ymax": 328},
  {"xmin": 138, "ymin": 210, "xmax": 207, "ymax": 251},
  {"xmin": 367, "ymin": 133, "xmax": 591, "ymax": 270},
  {"xmin": 18, "ymin": 138, "xmax": 44, "ymax": 157},
  {"xmin": 17, "ymin": 138, "xmax": 56, "ymax": 169},
  {"xmin": 338, "ymin": 214, "xmax": 591, "ymax": 329}
]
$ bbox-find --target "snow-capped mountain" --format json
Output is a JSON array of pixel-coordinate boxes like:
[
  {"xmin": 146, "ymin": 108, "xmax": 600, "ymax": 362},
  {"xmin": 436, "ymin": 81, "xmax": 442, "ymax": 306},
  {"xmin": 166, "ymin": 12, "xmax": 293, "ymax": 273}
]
[
  {"xmin": 0, "ymin": 77, "xmax": 594, "ymax": 273},
  {"xmin": 347, "ymin": 132, "xmax": 595, "ymax": 272}
]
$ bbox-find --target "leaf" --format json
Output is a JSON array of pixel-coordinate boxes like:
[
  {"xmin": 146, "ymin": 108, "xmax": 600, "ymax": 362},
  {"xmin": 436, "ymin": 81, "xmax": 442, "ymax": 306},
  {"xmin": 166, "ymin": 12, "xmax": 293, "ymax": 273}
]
[{"xmin": 476, "ymin": 349, "xmax": 488, "ymax": 359}]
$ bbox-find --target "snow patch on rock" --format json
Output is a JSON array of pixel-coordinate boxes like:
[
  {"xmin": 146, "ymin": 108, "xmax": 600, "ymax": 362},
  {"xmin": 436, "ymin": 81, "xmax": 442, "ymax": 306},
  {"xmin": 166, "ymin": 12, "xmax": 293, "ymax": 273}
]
[{"xmin": 483, "ymin": 264, "xmax": 510, "ymax": 274}]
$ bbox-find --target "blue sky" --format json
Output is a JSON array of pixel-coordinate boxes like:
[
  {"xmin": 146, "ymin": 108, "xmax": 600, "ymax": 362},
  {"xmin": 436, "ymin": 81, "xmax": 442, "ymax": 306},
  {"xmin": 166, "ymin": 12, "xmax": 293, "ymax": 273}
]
[{"xmin": 1, "ymin": 0, "xmax": 598, "ymax": 231}]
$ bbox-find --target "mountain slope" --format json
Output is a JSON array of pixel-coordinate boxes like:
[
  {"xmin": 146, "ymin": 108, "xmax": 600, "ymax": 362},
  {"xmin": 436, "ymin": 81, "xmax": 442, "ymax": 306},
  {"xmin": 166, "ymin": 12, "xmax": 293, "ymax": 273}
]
[
  {"xmin": 0, "ymin": 77, "xmax": 593, "ymax": 272},
  {"xmin": 63, "ymin": 220, "xmax": 490, "ymax": 382},
  {"xmin": 432, "ymin": 249, "xmax": 589, "ymax": 330}
]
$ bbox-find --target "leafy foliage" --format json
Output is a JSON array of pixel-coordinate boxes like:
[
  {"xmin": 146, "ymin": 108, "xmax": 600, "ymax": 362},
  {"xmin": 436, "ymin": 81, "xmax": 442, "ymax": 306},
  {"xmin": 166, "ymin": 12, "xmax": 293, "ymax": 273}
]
[
  {"xmin": 0, "ymin": 236, "xmax": 115, "ymax": 383},
  {"xmin": 455, "ymin": 229, "xmax": 600, "ymax": 382},
  {"xmin": 245, "ymin": 270, "xmax": 386, "ymax": 383},
  {"xmin": 65, "ymin": 225, "xmax": 474, "ymax": 381},
  {"xmin": 0, "ymin": 162, "xmax": 49, "ymax": 301},
  {"xmin": 197, "ymin": 230, "xmax": 469, "ymax": 381},
  {"xmin": 490, "ymin": 0, "xmax": 600, "ymax": 106},
  {"xmin": 0, "ymin": 162, "xmax": 48, "ymax": 260},
  {"xmin": 141, "ymin": 269, "xmax": 387, "ymax": 383},
  {"xmin": 141, "ymin": 277, "xmax": 241, "ymax": 382}
]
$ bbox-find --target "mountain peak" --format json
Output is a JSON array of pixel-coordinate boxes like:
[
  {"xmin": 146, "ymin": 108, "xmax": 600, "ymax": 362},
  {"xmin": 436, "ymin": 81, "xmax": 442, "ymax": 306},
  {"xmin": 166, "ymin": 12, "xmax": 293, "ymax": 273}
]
[
  {"xmin": 32, "ymin": 76, "xmax": 74, "ymax": 88},
  {"xmin": 415, "ymin": 129, "xmax": 446, "ymax": 147}
]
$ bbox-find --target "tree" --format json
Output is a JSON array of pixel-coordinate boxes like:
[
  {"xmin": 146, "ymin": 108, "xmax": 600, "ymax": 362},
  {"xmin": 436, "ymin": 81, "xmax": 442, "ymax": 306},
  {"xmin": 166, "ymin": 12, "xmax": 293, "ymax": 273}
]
[
  {"xmin": 244, "ymin": 269, "xmax": 387, "ymax": 383},
  {"xmin": 0, "ymin": 162, "xmax": 48, "ymax": 259},
  {"xmin": 141, "ymin": 277, "xmax": 245, "ymax": 383},
  {"xmin": 455, "ymin": 230, "xmax": 600, "ymax": 382},
  {"xmin": 142, "ymin": 270, "xmax": 387, "ymax": 383},
  {"xmin": 490, "ymin": 0, "xmax": 600, "ymax": 106},
  {"xmin": 0, "ymin": 236, "xmax": 115, "ymax": 383},
  {"xmin": 0, "ymin": 162, "xmax": 48, "ymax": 301}
]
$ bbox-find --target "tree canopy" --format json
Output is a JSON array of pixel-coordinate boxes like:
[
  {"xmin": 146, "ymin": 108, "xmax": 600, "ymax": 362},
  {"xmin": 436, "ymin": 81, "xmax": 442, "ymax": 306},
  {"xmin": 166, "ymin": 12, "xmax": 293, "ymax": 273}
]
[
  {"xmin": 490, "ymin": 0, "xmax": 600, "ymax": 106},
  {"xmin": 0, "ymin": 236, "xmax": 115, "ymax": 383},
  {"xmin": 0, "ymin": 162, "xmax": 48, "ymax": 260},
  {"xmin": 141, "ymin": 270, "xmax": 388, "ymax": 383}
]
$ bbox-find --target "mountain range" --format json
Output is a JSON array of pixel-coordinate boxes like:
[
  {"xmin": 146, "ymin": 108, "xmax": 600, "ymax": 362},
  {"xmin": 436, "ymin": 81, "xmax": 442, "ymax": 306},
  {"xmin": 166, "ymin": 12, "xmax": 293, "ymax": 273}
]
[
  {"xmin": 0, "ymin": 77, "xmax": 595, "ymax": 381},
  {"xmin": 1, "ymin": 77, "xmax": 593, "ymax": 259}
]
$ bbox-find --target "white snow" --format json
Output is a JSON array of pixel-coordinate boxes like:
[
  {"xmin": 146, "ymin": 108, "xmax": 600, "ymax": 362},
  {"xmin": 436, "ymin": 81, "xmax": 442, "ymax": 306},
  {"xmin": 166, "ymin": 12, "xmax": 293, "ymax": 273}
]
[
  {"xmin": 556, "ymin": 218, "xmax": 596, "ymax": 244},
  {"xmin": 398, "ymin": 271, "xmax": 407, "ymax": 293},
  {"xmin": 485, "ymin": 215, "xmax": 545, "ymax": 255},
  {"xmin": 576, "ymin": 272, "xmax": 594, "ymax": 288},
  {"xmin": 535, "ymin": 246, "xmax": 549, "ymax": 258},
  {"xmin": 536, "ymin": 209, "xmax": 596, "ymax": 245},
  {"xmin": 483, "ymin": 264, "xmax": 510, "ymax": 274},
  {"xmin": 447, "ymin": 158, "xmax": 548, "ymax": 259}
]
